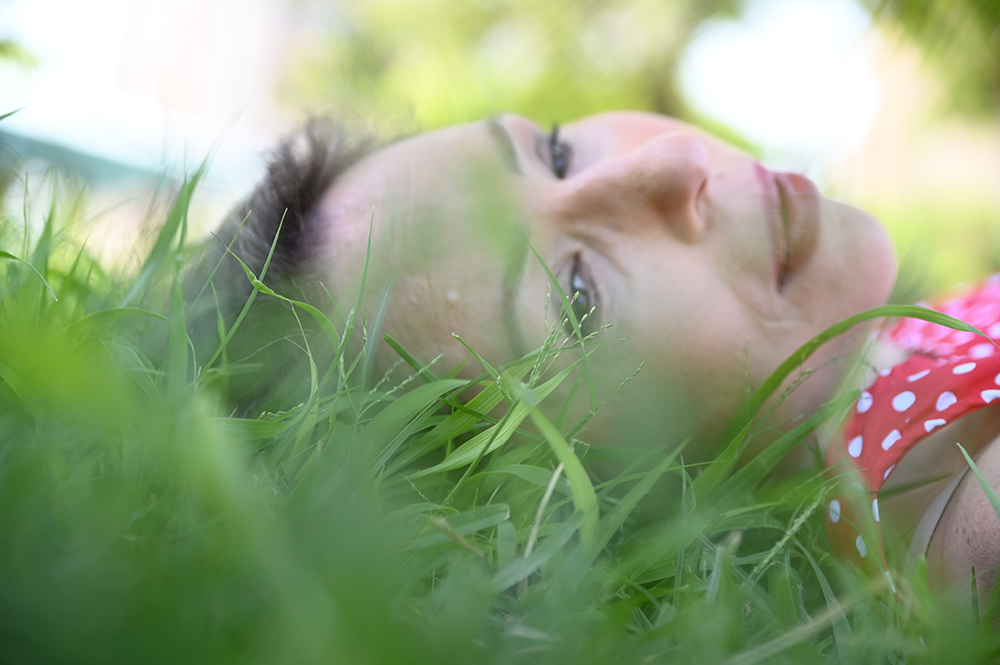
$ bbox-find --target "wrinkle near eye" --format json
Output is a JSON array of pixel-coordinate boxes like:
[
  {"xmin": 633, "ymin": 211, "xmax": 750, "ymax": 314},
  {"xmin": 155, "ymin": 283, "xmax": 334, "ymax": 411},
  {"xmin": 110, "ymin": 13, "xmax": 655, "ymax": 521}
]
[
  {"xmin": 486, "ymin": 117, "xmax": 521, "ymax": 175},
  {"xmin": 501, "ymin": 231, "xmax": 530, "ymax": 358}
]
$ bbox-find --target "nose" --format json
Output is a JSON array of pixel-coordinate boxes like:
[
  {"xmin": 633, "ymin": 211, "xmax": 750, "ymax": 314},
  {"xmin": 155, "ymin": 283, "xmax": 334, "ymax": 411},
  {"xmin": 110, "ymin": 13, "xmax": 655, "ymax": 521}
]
[{"xmin": 549, "ymin": 131, "xmax": 710, "ymax": 243}]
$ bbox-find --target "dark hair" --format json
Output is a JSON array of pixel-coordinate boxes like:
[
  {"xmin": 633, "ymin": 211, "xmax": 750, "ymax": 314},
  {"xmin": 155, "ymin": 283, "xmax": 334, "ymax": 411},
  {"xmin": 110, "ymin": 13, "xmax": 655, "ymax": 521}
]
[{"xmin": 186, "ymin": 118, "xmax": 380, "ymax": 413}]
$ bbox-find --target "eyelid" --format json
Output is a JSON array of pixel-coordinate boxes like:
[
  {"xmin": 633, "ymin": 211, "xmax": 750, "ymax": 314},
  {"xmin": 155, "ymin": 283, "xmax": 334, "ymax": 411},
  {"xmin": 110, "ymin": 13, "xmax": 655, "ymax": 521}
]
[{"xmin": 534, "ymin": 123, "xmax": 572, "ymax": 179}]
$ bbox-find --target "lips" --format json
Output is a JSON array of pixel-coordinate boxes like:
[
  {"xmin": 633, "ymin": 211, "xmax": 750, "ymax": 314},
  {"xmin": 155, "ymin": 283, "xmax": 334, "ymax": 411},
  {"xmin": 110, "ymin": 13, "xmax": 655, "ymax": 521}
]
[
  {"xmin": 773, "ymin": 172, "xmax": 820, "ymax": 289},
  {"xmin": 756, "ymin": 165, "xmax": 821, "ymax": 291}
]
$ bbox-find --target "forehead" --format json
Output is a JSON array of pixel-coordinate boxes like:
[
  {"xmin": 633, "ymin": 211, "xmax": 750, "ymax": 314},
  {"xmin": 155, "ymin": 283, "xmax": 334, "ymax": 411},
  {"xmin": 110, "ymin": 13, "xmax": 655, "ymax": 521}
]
[
  {"xmin": 314, "ymin": 119, "xmax": 527, "ymax": 306},
  {"xmin": 318, "ymin": 120, "xmax": 516, "ymax": 245},
  {"xmin": 310, "ymin": 119, "xmax": 532, "ymax": 374}
]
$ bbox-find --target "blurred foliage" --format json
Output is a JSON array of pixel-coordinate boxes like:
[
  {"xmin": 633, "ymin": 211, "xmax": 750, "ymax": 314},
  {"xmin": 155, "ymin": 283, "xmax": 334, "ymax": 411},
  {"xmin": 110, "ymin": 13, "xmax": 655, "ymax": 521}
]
[
  {"xmin": 0, "ymin": 40, "xmax": 37, "ymax": 69},
  {"xmin": 284, "ymin": 0, "xmax": 744, "ymax": 129},
  {"xmin": 867, "ymin": 0, "xmax": 1000, "ymax": 115},
  {"xmin": 885, "ymin": 199, "xmax": 1000, "ymax": 305}
]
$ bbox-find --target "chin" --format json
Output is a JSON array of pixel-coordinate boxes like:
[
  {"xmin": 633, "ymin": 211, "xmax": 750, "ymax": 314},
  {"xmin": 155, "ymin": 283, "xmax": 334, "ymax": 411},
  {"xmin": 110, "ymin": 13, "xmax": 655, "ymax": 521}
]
[{"xmin": 823, "ymin": 199, "xmax": 898, "ymax": 312}]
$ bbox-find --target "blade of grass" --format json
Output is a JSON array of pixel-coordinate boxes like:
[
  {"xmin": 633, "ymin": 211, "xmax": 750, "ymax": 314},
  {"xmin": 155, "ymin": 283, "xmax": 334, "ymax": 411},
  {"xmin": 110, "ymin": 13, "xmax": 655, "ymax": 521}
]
[
  {"xmin": 0, "ymin": 251, "xmax": 57, "ymax": 301},
  {"xmin": 596, "ymin": 445, "xmax": 684, "ymax": 552},
  {"xmin": 203, "ymin": 212, "xmax": 288, "ymax": 371},
  {"xmin": 384, "ymin": 333, "xmax": 439, "ymax": 383},
  {"xmin": 527, "ymin": 244, "xmax": 596, "ymax": 411},
  {"xmin": 957, "ymin": 442, "xmax": 1000, "ymax": 518},
  {"xmin": 713, "ymin": 391, "xmax": 857, "ymax": 506},
  {"xmin": 58, "ymin": 307, "xmax": 169, "ymax": 338},
  {"xmin": 491, "ymin": 512, "xmax": 583, "ymax": 592},
  {"xmin": 721, "ymin": 304, "xmax": 998, "ymax": 446},
  {"xmin": 121, "ymin": 163, "xmax": 205, "ymax": 306},
  {"xmin": 519, "ymin": 384, "xmax": 598, "ymax": 549},
  {"xmin": 408, "ymin": 503, "xmax": 510, "ymax": 550},
  {"xmin": 368, "ymin": 379, "xmax": 466, "ymax": 470},
  {"xmin": 412, "ymin": 362, "xmax": 576, "ymax": 477}
]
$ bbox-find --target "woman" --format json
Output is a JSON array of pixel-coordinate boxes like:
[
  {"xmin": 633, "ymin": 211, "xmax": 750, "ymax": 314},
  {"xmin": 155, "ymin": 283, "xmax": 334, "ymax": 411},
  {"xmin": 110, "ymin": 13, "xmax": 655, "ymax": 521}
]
[{"xmin": 196, "ymin": 110, "xmax": 1000, "ymax": 611}]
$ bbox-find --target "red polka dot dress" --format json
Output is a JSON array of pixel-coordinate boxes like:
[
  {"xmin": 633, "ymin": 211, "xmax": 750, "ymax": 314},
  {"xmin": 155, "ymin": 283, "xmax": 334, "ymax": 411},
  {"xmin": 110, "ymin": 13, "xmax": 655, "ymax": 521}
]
[{"xmin": 825, "ymin": 274, "xmax": 1000, "ymax": 578}]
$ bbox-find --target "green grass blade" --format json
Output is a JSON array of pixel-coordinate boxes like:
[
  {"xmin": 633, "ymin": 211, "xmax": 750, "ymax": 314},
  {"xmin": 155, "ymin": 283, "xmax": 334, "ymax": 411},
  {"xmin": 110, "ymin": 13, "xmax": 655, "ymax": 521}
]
[
  {"xmin": 121, "ymin": 164, "xmax": 205, "ymax": 306},
  {"xmin": 408, "ymin": 504, "xmax": 510, "ymax": 550},
  {"xmin": 798, "ymin": 543, "xmax": 853, "ymax": 660},
  {"xmin": 714, "ymin": 391, "xmax": 857, "ymax": 505},
  {"xmin": 0, "ymin": 250, "xmax": 57, "ymax": 301},
  {"xmin": 596, "ymin": 445, "xmax": 684, "ymax": 551},
  {"xmin": 491, "ymin": 512, "xmax": 583, "ymax": 591},
  {"xmin": 412, "ymin": 362, "xmax": 575, "ymax": 477},
  {"xmin": 368, "ymin": 379, "xmax": 466, "ymax": 469},
  {"xmin": 384, "ymin": 333, "xmax": 439, "ymax": 383},
  {"xmin": 58, "ymin": 307, "xmax": 169, "ymax": 338},
  {"xmin": 523, "ymin": 393, "xmax": 598, "ymax": 549},
  {"xmin": 958, "ymin": 443, "xmax": 1000, "ymax": 519},
  {"xmin": 693, "ymin": 421, "xmax": 752, "ymax": 498},
  {"xmin": 721, "ymin": 304, "xmax": 997, "ymax": 446},
  {"xmin": 202, "ymin": 212, "xmax": 287, "ymax": 372},
  {"xmin": 0, "ymin": 106, "xmax": 26, "ymax": 122},
  {"xmin": 392, "ymin": 357, "xmax": 535, "ymax": 469}
]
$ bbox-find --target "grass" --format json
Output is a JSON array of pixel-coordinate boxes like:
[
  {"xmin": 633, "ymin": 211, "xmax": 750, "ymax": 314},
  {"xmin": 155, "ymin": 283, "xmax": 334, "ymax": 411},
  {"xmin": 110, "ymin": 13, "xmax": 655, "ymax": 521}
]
[{"xmin": 2, "ymin": 171, "xmax": 1000, "ymax": 664}]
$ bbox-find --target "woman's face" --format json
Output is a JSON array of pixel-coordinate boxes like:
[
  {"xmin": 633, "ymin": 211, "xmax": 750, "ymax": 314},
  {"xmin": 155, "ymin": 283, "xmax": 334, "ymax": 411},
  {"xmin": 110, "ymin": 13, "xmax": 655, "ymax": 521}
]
[{"xmin": 316, "ymin": 111, "xmax": 896, "ymax": 449}]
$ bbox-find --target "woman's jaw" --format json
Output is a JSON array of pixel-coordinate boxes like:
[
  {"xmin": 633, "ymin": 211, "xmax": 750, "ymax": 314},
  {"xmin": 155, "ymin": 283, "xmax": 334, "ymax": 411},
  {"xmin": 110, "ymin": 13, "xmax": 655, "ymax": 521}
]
[{"xmin": 314, "ymin": 110, "xmax": 898, "ymax": 452}]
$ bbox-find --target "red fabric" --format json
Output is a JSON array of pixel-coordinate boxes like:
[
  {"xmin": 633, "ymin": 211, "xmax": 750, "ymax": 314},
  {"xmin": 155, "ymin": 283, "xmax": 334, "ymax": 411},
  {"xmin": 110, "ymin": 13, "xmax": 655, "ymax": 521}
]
[{"xmin": 825, "ymin": 274, "xmax": 1000, "ymax": 572}]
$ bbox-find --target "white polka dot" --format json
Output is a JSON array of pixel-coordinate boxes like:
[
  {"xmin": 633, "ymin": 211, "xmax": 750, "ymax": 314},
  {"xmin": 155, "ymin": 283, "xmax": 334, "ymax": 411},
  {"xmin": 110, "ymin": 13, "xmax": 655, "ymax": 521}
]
[
  {"xmin": 971, "ymin": 344, "xmax": 996, "ymax": 359},
  {"xmin": 989, "ymin": 322, "xmax": 1000, "ymax": 338},
  {"xmin": 892, "ymin": 391, "xmax": 916, "ymax": 412},
  {"xmin": 848, "ymin": 435, "xmax": 864, "ymax": 458},
  {"xmin": 936, "ymin": 391, "xmax": 958, "ymax": 411},
  {"xmin": 907, "ymin": 369, "xmax": 930, "ymax": 382},
  {"xmin": 924, "ymin": 419, "xmax": 946, "ymax": 433},
  {"xmin": 881, "ymin": 429, "xmax": 901, "ymax": 450},
  {"xmin": 884, "ymin": 465, "xmax": 895, "ymax": 480},
  {"xmin": 879, "ymin": 369, "xmax": 891, "ymax": 377},
  {"xmin": 954, "ymin": 362, "xmax": 977, "ymax": 375},
  {"xmin": 872, "ymin": 498, "xmax": 880, "ymax": 522},
  {"xmin": 829, "ymin": 499, "xmax": 842, "ymax": 523},
  {"xmin": 856, "ymin": 535, "xmax": 868, "ymax": 558},
  {"xmin": 857, "ymin": 391, "xmax": 873, "ymax": 414},
  {"xmin": 983, "ymin": 390, "xmax": 1000, "ymax": 404},
  {"xmin": 994, "ymin": 373, "xmax": 1000, "ymax": 386}
]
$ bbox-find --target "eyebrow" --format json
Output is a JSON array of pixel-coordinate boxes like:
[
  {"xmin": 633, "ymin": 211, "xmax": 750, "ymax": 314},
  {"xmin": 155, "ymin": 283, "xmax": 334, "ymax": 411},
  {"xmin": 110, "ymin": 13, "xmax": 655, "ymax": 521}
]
[{"xmin": 486, "ymin": 116, "xmax": 522, "ymax": 175}]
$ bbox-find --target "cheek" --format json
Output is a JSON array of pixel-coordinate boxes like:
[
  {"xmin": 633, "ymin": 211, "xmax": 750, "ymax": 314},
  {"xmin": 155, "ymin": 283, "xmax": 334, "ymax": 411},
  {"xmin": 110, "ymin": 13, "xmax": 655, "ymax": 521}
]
[
  {"xmin": 801, "ymin": 202, "xmax": 896, "ymax": 315},
  {"xmin": 377, "ymin": 263, "xmax": 514, "ymax": 378},
  {"xmin": 590, "ymin": 286, "xmax": 763, "ymax": 450}
]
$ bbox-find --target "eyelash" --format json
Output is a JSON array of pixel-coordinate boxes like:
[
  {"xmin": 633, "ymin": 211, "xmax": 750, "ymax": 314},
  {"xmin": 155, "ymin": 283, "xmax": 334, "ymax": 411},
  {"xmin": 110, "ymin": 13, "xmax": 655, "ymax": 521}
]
[
  {"xmin": 548, "ymin": 123, "xmax": 571, "ymax": 179},
  {"xmin": 565, "ymin": 255, "xmax": 595, "ymax": 335}
]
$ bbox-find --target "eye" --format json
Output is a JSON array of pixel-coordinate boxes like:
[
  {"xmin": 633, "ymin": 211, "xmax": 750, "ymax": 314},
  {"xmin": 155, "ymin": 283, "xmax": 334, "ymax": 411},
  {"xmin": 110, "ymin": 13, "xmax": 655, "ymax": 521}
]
[
  {"xmin": 565, "ymin": 256, "xmax": 595, "ymax": 336},
  {"xmin": 548, "ymin": 123, "xmax": 572, "ymax": 179}
]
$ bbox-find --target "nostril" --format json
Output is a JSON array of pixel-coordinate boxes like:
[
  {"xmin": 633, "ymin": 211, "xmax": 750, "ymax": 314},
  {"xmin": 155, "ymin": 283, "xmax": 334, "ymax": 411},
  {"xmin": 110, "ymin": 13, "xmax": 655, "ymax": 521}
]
[
  {"xmin": 648, "ymin": 132, "xmax": 711, "ymax": 196},
  {"xmin": 642, "ymin": 132, "xmax": 710, "ymax": 241}
]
